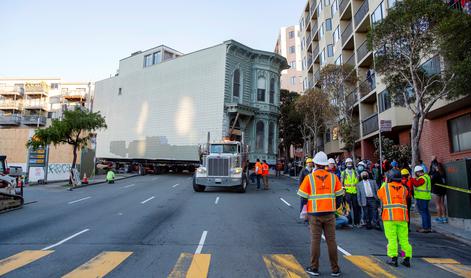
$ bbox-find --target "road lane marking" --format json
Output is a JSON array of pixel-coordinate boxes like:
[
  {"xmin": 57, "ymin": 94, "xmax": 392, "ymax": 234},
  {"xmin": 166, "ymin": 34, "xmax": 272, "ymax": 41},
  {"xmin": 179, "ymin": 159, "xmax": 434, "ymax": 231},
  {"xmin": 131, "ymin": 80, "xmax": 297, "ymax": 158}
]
[
  {"xmin": 0, "ymin": 250, "xmax": 54, "ymax": 276},
  {"xmin": 68, "ymin": 196, "xmax": 91, "ymax": 204},
  {"xmin": 195, "ymin": 231, "xmax": 208, "ymax": 254},
  {"xmin": 280, "ymin": 198, "xmax": 292, "ymax": 207},
  {"xmin": 42, "ymin": 229, "xmax": 90, "ymax": 250},
  {"xmin": 345, "ymin": 256, "xmax": 397, "ymax": 278},
  {"xmin": 263, "ymin": 254, "xmax": 309, "ymax": 278},
  {"xmin": 321, "ymin": 235, "xmax": 352, "ymax": 256},
  {"xmin": 141, "ymin": 196, "xmax": 155, "ymax": 204},
  {"xmin": 424, "ymin": 258, "xmax": 471, "ymax": 277},
  {"xmin": 215, "ymin": 197, "xmax": 219, "ymax": 205},
  {"xmin": 186, "ymin": 254, "xmax": 211, "ymax": 278},
  {"xmin": 123, "ymin": 183, "xmax": 136, "ymax": 188},
  {"xmin": 168, "ymin": 253, "xmax": 211, "ymax": 278},
  {"xmin": 62, "ymin": 251, "xmax": 132, "ymax": 278},
  {"xmin": 172, "ymin": 183, "xmax": 179, "ymax": 188}
]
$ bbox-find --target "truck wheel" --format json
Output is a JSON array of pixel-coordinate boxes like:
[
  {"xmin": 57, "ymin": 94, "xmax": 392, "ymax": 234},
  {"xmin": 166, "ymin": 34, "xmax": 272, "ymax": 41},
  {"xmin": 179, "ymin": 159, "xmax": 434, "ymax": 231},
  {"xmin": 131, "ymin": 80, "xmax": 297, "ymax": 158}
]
[
  {"xmin": 237, "ymin": 177, "xmax": 247, "ymax": 193},
  {"xmin": 193, "ymin": 178, "xmax": 205, "ymax": 192}
]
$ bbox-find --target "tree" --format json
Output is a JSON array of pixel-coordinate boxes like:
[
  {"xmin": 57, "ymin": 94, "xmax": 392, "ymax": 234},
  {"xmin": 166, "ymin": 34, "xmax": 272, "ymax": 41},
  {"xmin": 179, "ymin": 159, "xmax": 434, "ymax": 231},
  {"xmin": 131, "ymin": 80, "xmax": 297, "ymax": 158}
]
[
  {"xmin": 373, "ymin": 137, "xmax": 411, "ymax": 168},
  {"xmin": 319, "ymin": 64, "xmax": 358, "ymax": 159},
  {"xmin": 369, "ymin": 0, "xmax": 471, "ymax": 168},
  {"xmin": 279, "ymin": 90, "xmax": 303, "ymax": 162},
  {"xmin": 27, "ymin": 109, "xmax": 107, "ymax": 183},
  {"xmin": 295, "ymin": 88, "xmax": 335, "ymax": 157}
]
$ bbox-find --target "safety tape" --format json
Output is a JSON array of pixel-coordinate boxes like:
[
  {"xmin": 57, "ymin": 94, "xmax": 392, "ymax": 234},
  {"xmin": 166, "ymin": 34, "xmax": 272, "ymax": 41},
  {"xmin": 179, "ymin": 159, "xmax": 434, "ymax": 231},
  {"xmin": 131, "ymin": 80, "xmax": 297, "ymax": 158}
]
[{"xmin": 435, "ymin": 183, "xmax": 471, "ymax": 194}]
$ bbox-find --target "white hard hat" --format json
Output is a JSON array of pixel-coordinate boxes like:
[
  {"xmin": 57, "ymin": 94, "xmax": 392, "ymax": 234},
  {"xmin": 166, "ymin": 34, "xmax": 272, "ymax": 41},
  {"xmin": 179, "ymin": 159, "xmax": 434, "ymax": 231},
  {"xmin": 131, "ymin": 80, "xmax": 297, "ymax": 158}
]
[
  {"xmin": 345, "ymin": 158, "xmax": 353, "ymax": 163},
  {"xmin": 414, "ymin": 165, "xmax": 424, "ymax": 173},
  {"xmin": 328, "ymin": 158, "xmax": 336, "ymax": 164},
  {"xmin": 358, "ymin": 161, "xmax": 366, "ymax": 166},
  {"xmin": 313, "ymin": 151, "xmax": 329, "ymax": 166}
]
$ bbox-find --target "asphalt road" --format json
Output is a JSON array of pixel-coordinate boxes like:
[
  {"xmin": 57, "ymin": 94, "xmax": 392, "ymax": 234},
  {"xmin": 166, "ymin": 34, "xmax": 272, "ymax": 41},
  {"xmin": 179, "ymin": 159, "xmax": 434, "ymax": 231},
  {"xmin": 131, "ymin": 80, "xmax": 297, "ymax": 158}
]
[{"xmin": 1, "ymin": 173, "xmax": 470, "ymax": 278}]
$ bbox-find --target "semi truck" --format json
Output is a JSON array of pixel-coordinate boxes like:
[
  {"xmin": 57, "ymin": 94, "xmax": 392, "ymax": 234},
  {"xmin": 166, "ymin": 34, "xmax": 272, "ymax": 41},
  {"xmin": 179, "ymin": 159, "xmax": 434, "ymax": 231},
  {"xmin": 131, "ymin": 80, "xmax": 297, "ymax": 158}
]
[{"xmin": 0, "ymin": 155, "xmax": 24, "ymax": 212}]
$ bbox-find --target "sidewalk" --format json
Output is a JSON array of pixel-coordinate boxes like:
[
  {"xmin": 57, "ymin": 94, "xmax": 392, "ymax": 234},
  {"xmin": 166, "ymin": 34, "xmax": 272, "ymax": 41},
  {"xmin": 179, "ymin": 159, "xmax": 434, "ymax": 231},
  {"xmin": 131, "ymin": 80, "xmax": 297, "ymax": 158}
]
[{"xmin": 30, "ymin": 173, "xmax": 138, "ymax": 189}]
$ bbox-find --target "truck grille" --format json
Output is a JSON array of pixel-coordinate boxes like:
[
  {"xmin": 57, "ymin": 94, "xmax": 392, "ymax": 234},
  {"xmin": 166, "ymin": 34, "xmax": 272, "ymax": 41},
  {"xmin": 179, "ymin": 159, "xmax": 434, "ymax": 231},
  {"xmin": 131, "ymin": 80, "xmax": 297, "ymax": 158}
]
[{"xmin": 208, "ymin": 158, "xmax": 229, "ymax": 176}]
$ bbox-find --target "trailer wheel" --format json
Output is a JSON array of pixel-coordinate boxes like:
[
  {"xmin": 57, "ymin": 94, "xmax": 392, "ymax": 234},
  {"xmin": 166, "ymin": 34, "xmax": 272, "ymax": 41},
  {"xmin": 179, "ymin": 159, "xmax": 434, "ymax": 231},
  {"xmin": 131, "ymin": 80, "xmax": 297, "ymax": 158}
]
[
  {"xmin": 236, "ymin": 176, "xmax": 247, "ymax": 193},
  {"xmin": 193, "ymin": 178, "xmax": 205, "ymax": 192}
]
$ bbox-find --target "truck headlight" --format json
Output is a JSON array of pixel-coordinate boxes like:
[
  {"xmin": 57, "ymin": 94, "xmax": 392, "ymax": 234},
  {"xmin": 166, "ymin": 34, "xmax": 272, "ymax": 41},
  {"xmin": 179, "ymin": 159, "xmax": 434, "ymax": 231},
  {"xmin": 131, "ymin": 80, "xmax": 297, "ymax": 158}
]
[
  {"xmin": 230, "ymin": 167, "xmax": 242, "ymax": 175},
  {"xmin": 197, "ymin": 167, "xmax": 207, "ymax": 174}
]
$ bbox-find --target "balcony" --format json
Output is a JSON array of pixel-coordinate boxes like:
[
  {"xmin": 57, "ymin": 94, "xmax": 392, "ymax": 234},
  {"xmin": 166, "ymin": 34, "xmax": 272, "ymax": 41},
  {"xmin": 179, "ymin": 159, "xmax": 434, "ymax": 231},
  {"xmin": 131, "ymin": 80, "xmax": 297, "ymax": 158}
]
[
  {"xmin": 345, "ymin": 53, "xmax": 356, "ymax": 67},
  {"xmin": 225, "ymin": 102, "xmax": 258, "ymax": 116},
  {"xmin": 0, "ymin": 114, "xmax": 21, "ymax": 125},
  {"xmin": 359, "ymin": 74, "xmax": 376, "ymax": 98},
  {"xmin": 346, "ymin": 88, "xmax": 359, "ymax": 107},
  {"xmin": 341, "ymin": 22, "xmax": 353, "ymax": 47},
  {"xmin": 314, "ymin": 69, "xmax": 321, "ymax": 86},
  {"xmin": 252, "ymin": 102, "xmax": 280, "ymax": 115},
  {"xmin": 305, "ymin": 16, "xmax": 310, "ymax": 29},
  {"xmin": 62, "ymin": 90, "xmax": 87, "ymax": 102},
  {"xmin": 339, "ymin": 0, "xmax": 349, "ymax": 17},
  {"xmin": 24, "ymin": 84, "xmax": 48, "ymax": 96},
  {"xmin": 23, "ymin": 100, "xmax": 49, "ymax": 110},
  {"xmin": 310, "ymin": 0, "xmax": 317, "ymax": 18},
  {"xmin": 362, "ymin": 113, "xmax": 379, "ymax": 137},
  {"xmin": 0, "ymin": 100, "xmax": 22, "ymax": 110},
  {"xmin": 0, "ymin": 87, "xmax": 23, "ymax": 96},
  {"xmin": 306, "ymin": 32, "xmax": 312, "ymax": 47},
  {"xmin": 22, "ymin": 115, "xmax": 47, "ymax": 126},
  {"xmin": 354, "ymin": 0, "xmax": 369, "ymax": 28},
  {"xmin": 313, "ymin": 44, "xmax": 320, "ymax": 61},
  {"xmin": 311, "ymin": 21, "xmax": 319, "ymax": 41},
  {"xmin": 308, "ymin": 56, "xmax": 313, "ymax": 68}
]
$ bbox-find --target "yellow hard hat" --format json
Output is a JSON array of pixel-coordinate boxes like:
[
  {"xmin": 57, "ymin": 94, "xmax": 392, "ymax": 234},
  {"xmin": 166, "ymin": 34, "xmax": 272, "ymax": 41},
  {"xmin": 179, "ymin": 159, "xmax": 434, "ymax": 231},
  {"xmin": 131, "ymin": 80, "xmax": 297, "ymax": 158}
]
[
  {"xmin": 306, "ymin": 158, "xmax": 313, "ymax": 163},
  {"xmin": 401, "ymin": 169, "xmax": 410, "ymax": 176}
]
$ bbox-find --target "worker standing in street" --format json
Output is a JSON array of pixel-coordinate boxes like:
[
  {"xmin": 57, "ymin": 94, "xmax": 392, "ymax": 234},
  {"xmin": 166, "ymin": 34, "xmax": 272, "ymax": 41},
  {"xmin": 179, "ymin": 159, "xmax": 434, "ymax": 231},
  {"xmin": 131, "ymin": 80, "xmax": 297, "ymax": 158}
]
[
  {"xmin": 106, "ymin": 168, "xmax": 115, "ymax": 184},
  {"xmin": 341, "ymin": 158, "xmax": 360, "ymax": 227},
  {"xmin": 253, "ymin": 159, "xmax": 263, "ymax": 190},
  {"xmin": 262, "ymin": 160, "xmax": 269, "ymax": 190},
  {"xmin": 298, "ymin": 151, "xmax": 344, "ymax": 277},
  {"xmin": 299, "ymin": 158, "xmax": 314, "ymax": 215},
  {"xmin": 377, "ymin": 171, "xmax": 412, "ymax": 267},
  {"xmin": 411, "ymin": 165, "xmax": 432, "ymax": 233}
]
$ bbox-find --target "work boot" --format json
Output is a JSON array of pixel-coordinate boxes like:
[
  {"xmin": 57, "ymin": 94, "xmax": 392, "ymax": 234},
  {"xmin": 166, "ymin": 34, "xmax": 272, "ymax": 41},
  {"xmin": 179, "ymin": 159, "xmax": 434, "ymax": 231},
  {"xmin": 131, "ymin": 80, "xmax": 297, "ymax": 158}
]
[
  {"xmin": 402, "ymin": 257, "xmax": 411, "ymax": 267},
  {"xmin": 387, "ymin": 257, "xmax": 398, "ymax": 267}
]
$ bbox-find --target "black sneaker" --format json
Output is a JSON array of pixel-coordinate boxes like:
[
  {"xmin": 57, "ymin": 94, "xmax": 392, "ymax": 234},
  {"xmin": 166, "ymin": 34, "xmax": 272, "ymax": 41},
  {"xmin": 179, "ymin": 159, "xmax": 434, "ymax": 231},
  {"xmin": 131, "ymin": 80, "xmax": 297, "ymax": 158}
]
[
  {"xmin": 387, "ymin": 257, "xmax": 398, "ymax": 267},
  {"xmin": 305, "ymin": 267, "xmax": 319, "ymax": 276},
  {"xmin": 331, "ymin": 270, "xmax": 342, "ymax": 277},
  {"xmin": 401, "ymin": 257, "xmax": 411, "ymax": 268}
]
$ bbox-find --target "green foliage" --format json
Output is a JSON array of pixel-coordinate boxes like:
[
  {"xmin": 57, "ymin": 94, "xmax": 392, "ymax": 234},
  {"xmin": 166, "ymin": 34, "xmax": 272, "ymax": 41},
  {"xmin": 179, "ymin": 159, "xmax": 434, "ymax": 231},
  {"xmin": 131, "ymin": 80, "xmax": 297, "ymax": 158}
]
[
  {"xmin": 27, "ymin": 109, "xmax": 107, "ymax": 165},
  {"xmin": 374, "ymin": 137, "xmax": 411, "ymax": 166},
  {"xmin": 279, "ymin": 90, "xmax": 303, "ymax": 151}
]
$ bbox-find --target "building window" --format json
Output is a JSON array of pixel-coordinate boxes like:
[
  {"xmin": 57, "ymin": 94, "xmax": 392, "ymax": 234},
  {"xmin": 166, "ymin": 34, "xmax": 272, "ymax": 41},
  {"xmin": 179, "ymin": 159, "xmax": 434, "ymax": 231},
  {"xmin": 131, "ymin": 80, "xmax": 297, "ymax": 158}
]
[
  {"xmin": 300, "ymin": 18, "xmax": 304, "ymax": 30},
  {"xmin": 326, "ymin": 18, "xmax": 332, "ymax": 31},
  {"xmin": 449, "ymin": 113, "xmax": 471, "ymax": 153},
  {"xmin": 325, "ymin": 129, "xmax": 331, "ymax": 143},
  {"xmin": 269, "ymin": 78, "xmax": 275, "ymax": 104},
  {"xmin": 118, "ymin": 88, "xmax": 122, "ymax": 95},
  {"xmin": 372, "ymin": 1, "xmax": 386, "ymax": 26},
  {"xmin": 318, "ymin": 0, "xmax": 323, "ymax": 17},
  {"xmin": 327, "ymin": 44, "xmax": 334, "ymax": 57},
  {"xmin": 268, "ymin": 122, "xmax": 275, "ymax": 154},
  {"xmin": 153, "ymin": 51, "xmax": 162, "ymax": 64},
  {"xmin": 333, "ymin": 26, "xmax": 340, "ymax": 45},
  {"xmin": 291, "ymin": 76, "xmax": 296, "ymax": 85},
  {"xmin": 378, "ymin": 89, "xmax": 391, "ymax": 112},
  {"xmin": 289, "ymin": 46, "xmax": 296, "ymax": 53},
  {"xmin": 257, "ymin": 77, "xmax": 266, "ymax": 102},
  {"xmin": 332, "ymin": 0, "xmax": 338, "ymax": 16},
  {"xmin": 163, "ymin": 50, "xmax": 173, "ymax": 61},
  {"xmin": 324, "ymin": 0, "xmax": 331, "ymax": 5},
  {"xmin": 335, "ymin": 55, "xmax": 342, "ymax": 65},
  {"xmin": 232, "ymin": 69, "xmax": 240, "ymax": 98},
  {"xmin": 319, "ymin": 23, "xmax": 325, "ymax": 39},
  {"xmin": 51, "ymin": 83, "xmax": 59, "ymax": 89},
  {"xmin": 388, "ymin": 0, "xmax": 397, "ymax": 8},
  {"xmin": 290, "ymin": 61, "xmax": 296, "ymax": 69},
  {"xmin": 289, "ymin": 31, "xmax": 295, "ymax": 39},
  {"xmin": 320, "ymin": 49, "xmax": 326, "ymax": 65},
  {"xmin": 144, "ymin": 54, "xmax": 153, "ymax": 67},
  {"xmin": 256, "ymin": 121, "xmax": 265, "ymax": 151}
]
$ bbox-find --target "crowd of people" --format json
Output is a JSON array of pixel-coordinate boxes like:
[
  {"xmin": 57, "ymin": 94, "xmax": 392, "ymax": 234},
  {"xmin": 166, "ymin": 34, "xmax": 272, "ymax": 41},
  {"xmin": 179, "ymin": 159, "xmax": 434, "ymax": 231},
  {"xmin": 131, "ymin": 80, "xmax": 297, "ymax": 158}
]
[{"xmin": 294, "ymin": 151, "xmax": 447, "ymax": 276}]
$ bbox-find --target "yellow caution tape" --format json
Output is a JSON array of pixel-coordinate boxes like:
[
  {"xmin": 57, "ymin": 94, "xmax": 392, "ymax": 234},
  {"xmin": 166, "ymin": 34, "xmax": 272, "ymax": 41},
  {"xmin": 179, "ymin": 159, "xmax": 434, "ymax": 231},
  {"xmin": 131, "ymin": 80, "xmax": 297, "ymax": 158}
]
[{"xmin": 435, "ymin": 183, "xmax": 471, "ymax": 194}]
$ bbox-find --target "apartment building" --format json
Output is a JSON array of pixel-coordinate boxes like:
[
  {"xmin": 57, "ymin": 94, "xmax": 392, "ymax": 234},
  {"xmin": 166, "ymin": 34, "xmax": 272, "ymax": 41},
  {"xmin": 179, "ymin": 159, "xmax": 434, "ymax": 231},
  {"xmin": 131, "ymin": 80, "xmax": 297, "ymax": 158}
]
[
  {"xmin": 0, "ymin": 78, "xmax": 94, "ymax": 182},
  {"xmin": 274, "ymin": 26, "xmax": 304, "ymax": 93},
  {"xmin": 298, "ymin": 0, "xmax": 470, "ymax": 165}
]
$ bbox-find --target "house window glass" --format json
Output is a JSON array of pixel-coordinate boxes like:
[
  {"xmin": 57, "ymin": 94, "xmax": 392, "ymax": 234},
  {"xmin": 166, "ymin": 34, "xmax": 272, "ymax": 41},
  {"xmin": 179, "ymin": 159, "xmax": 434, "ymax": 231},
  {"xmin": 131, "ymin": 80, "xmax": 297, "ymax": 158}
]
[
  {"xmin": 257, "ymin": 77, "xmax": 266, "ymax": 102},
  {"xmin": 290, "ymin": 61, "xmax": 296, "ymax": 69},
  {"xmin": 327, "ymin": 44, "xmax": 334, "ymax": 57},
  {"xmin": 325, "ymin": 129, "xmax": 331, "ymax": 143},
  {"xmin": 289, "ymin": 46, "xmax": 296, "ymax": 53},
  {"xmin": 144, "ymin": 54, "xmax": 153, "ymax": 67},
  {"xmin": 388, "ymin": 0, "xmax": 397, "ymax": 8},
  {"xmin": 326, "ymin": 18, "xmax": 332, "ymax": 31},
  {"xmin": 372, "ymin": 1, "xmax": 386, "ymax": 26},
  {"xmin": 333, "ymin": 26, "xmax": 340, "ymax": 44},
  {"xmin": 256, "ymin": 121, "xmax": 265, "ymax": 151},
  {"xmin": 448, "ymin": 113, "xmax": 471, "ymax": 153},
  {"xmin": 319, "ymin": 23, "xmax": 325, "ymax": 39},
  {"xmin": 320, "ymin": 49, "xmax": 326, "ymax": 65},
  {"xmin": 289, "ymin": 31, "xmax": 295, "ymax": 39},
  {"xmin": 291, "ymin": 76, "xmax": 296, "ymax": 85},
  {"xmin": 269, "ymin": 78, "xmax": 275, "ymax": 104},
  {"xmin": 233, "ymin": 69, "xmax": 240, "ymax": 98},
  {"xmin": 268, "ymin": 122, "xmax": 275, "ymax": 154},
  {"xmin": 153, "ymin": 51, "xmax": 161, "ymax": 64},
  {"xmin": 332, "ymin": 0, "xmax": 338, "ymax": 16},
  {"xmin": 335, "ymin": 55, "xmax": 342, "ymax": 65},
  {"xmin": 378, "ymin": 89, "xmax": 391, "ymax": 112}
]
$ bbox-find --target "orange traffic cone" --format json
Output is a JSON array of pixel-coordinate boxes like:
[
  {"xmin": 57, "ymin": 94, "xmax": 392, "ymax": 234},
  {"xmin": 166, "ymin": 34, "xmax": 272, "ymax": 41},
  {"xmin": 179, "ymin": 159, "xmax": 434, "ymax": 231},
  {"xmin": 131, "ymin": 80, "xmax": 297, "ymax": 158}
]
[{"xmin": 82, "ymin": 173, "xmax": 89, "ymax": 184}]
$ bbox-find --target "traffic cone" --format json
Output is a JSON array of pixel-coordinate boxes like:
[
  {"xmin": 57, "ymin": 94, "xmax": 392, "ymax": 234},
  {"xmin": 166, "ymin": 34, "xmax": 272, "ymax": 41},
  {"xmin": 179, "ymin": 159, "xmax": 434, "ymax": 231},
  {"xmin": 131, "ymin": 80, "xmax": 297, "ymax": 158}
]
[{"xmin": 82, "ymin": 173, "xmax": 89, "ymax": 184}]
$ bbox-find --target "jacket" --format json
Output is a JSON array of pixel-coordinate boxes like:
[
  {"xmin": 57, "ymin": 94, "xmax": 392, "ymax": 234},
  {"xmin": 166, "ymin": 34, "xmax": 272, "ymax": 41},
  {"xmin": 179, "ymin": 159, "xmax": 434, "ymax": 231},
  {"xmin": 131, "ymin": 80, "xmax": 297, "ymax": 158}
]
[
  {"xmin": 355, "ymin": 179, "xmax": 379, "ymax": 207},
  {"xmin": 299, "ymin": 167, "xmax": 312, "ymax": 186}
]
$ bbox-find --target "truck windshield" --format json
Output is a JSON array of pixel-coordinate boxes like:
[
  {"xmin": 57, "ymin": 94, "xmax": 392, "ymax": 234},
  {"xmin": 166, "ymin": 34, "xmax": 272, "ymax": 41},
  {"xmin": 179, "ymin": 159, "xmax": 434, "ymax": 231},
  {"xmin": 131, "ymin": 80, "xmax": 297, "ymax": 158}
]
[{"xmin": 210, "ymin": 144, "xmax": 238, "ymax": 154}]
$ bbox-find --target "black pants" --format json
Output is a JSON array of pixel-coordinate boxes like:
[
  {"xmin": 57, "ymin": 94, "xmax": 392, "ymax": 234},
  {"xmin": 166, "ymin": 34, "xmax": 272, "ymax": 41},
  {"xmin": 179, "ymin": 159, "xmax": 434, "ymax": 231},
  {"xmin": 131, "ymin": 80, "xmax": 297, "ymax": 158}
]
[
  {"xmin": 346, "ymin": 193, "xmax": 361, "ymax": 225},
  {"xmin": 362, "ymin": 197, "xmax": 378, "ymax": 227}
]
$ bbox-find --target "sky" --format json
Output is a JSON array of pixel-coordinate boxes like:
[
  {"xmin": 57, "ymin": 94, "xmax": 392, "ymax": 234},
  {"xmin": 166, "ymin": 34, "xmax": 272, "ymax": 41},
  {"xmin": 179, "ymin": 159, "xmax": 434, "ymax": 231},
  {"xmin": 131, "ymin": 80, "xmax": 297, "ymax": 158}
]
[{"xmin": 0, "ymin": 0, "xmax": 305, "ymax": 82}]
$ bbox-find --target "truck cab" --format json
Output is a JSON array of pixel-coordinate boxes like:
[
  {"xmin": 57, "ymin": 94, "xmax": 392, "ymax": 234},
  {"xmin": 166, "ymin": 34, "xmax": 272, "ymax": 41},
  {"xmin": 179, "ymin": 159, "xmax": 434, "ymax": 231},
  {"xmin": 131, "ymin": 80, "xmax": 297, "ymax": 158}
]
[{"xmin": 193, "ymin": 141, "xmax": 248, "ymax": 193}]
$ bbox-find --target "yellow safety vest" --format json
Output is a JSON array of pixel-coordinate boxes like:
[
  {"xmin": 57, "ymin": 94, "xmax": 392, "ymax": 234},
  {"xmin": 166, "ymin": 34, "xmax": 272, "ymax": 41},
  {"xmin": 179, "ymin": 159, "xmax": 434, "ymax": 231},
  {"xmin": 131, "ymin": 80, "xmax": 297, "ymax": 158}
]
[
  {"xmin": 414, "ymin": 174, "xmax": 432, "ymax": 200},
  {"xmin": 342, "ymin": 170, "xmax": 358, "ymax": 194}
]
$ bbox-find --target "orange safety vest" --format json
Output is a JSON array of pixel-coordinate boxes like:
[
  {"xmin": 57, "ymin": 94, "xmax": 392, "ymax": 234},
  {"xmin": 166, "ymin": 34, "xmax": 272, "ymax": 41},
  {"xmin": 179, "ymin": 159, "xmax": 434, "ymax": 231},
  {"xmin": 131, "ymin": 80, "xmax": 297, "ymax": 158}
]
[
  {"xmin": 255, "ymin": 162, "xmax": 263, "ymax": 175},
  {"xmin": 377, "ymin": 181, "xmax": 408, "ymax": 222},
  {"xmin": 262, "ymin": 163, "xmax": 269, "ymax": 176},
  {"xmin": 297, "ymin": 169, "xmax": 345, "ymax": 213}
]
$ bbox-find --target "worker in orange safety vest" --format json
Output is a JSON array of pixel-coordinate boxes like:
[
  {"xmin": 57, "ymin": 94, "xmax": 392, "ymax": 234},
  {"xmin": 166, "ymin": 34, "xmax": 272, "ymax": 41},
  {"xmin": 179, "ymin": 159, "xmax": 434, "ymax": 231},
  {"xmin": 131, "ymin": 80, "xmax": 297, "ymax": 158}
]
[{"xmin": 262, "ymin": 160, "xmax": 270, "ymax": 190}]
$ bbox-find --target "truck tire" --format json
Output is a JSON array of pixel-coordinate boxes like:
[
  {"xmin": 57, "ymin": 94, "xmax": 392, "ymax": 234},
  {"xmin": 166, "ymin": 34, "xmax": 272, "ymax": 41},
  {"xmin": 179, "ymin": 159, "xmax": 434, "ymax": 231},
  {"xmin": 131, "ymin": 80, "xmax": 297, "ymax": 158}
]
[
  {"xmin": 236, "ymin": 176, "xmax": 247, "ymax": 193},
  {"xmin": 193, "ymin": 178, "xmax": 205, "ymax": 192}
]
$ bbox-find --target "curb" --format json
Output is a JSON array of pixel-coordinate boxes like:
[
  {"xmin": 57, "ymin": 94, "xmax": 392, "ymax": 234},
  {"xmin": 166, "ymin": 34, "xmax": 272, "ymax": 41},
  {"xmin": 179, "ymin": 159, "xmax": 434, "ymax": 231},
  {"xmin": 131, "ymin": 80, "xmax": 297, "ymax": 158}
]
[
  {"xmin": 410, "ymin": 215, "xmax": 471, "ymax": 246},
  {"xmin": 67, "ymin": 174, "xmax": 140, "ymax": 190}
]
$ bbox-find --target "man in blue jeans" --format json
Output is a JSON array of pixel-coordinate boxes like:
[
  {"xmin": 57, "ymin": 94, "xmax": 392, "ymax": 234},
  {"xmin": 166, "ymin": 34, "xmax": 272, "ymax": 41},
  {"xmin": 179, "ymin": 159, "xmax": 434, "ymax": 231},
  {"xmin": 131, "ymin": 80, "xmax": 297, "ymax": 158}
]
[{"xmin": 412, "ymin": 165, "xmax": 432, "ymax": 233}]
